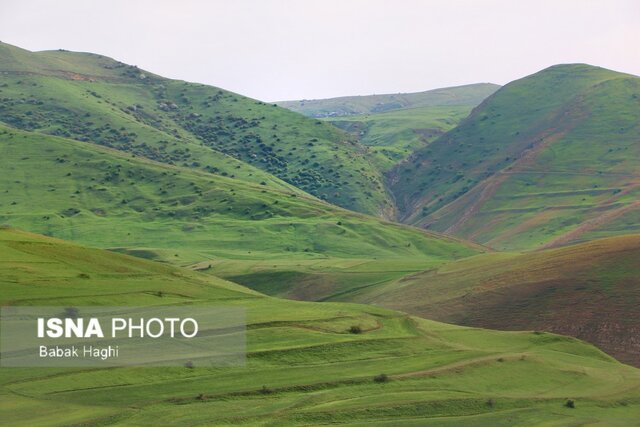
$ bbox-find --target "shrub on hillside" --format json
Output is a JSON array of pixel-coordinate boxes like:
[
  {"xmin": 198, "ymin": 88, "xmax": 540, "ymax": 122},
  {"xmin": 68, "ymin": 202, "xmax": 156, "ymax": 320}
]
[
  {"xmin": 373, "ymin": 374, "xmax": 389, "ymax": 383},
  {"xmin": 349, "ymin": 325, "xmax": 362, "ymax": 334}
]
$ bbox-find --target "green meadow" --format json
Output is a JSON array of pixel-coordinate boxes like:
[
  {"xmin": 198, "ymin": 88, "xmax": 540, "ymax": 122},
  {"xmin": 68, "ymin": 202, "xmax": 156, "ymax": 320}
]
[{"xmin": 2, "ymin": 228, "xmax": 640, "ymax": 426}]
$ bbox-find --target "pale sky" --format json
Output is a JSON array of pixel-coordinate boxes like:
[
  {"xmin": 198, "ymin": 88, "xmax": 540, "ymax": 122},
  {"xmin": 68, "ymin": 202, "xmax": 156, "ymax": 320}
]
[{"xmin": 0, "ymin": 0, "xmax": 638, "ymax": 101}]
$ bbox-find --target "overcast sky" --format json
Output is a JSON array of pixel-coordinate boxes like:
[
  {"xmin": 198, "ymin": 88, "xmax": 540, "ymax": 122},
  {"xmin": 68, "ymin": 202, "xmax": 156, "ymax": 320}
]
[{"xmin": 0, "ymin": 0, "xmax": 638, "ymax": 101}]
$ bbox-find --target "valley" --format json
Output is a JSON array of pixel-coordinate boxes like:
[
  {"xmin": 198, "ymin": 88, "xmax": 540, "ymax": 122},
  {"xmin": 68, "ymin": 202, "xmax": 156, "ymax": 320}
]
[{"xmin": 1, "ymin": 39, "xmax": 639, "ymax": 426}]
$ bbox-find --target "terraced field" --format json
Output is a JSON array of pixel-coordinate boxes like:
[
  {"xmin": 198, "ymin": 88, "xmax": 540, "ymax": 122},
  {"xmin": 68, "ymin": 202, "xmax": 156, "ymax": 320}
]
[{"xmin": 2, "ymin": 228, "xmax": 640, "ymax": 426}]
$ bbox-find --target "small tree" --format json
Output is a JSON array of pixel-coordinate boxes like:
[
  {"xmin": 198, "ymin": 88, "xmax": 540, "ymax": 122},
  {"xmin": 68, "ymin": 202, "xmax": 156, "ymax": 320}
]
[
  {"xmin": 349, "ymin": 325, "xmax": 362, "ymax": 334},
  {"xmin": 565, "ymin": 399, "xmax": 575, "ymax": 408}
]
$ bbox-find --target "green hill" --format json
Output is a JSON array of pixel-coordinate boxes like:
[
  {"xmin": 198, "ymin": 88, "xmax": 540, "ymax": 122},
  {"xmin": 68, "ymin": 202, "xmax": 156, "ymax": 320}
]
[
  {"xmin": 211, "ymin": 234, "xmax": 640, "ymax": 367},
  {"xmin": 0, "ymin": 123, "xmax": 479, "ymax": 266},
  {"xmin": 391, "ymin": 64, "xmax": 640, "ymax": 250},
  {"xmin": 2, "ymin": 228, "xmax": 640, "ymax": 426},
  {"xmin": 0, "ymin": 42, "xmax": 392, "ymax": 216},
  {"xmin": 277, "ymin": 83, "xmax": 499, "ymax": 117},
  {"xmin": 334, "ymin": 235, "xmax": 640, "ymax": 367}
]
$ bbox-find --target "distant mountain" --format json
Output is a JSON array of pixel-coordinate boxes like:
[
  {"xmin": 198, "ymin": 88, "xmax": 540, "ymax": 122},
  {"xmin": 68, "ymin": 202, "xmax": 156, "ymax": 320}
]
[
  {"xmin": 277, "ymin": 83, "xmax": 499, "ymax": 118},
  {"xmin": 0, "ymin": 42, "xmax": 392, "ymax": 217},
  {"xmin": 391, "ymin": 64, "xmax": 640, "ymax": 250}
]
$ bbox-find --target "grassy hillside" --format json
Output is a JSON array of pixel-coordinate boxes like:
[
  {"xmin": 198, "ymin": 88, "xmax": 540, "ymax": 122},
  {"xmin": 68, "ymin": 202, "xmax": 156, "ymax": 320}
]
[
  {"xmin": 0, "ymin": 123, "xmax": 480, "ymax": 266},
  {"xmin": 347, "ymin": 235, "xmax": 640, "ymax": 367},
  {"xmin": 2, "ymin": 228, "xmax": 640, "ymax": 426},
  {"xmin": 391, "ymin": 64, "xmax": 640, "ymax": 250},
  {"xmin": 331, "ymin": 105, "xmax": 473, "ymax": 173},
  {"xmin": 0, "ymin": 42, "xmax": 392, "ymax": 216},
  {"xmin": 277, "ymin": 83, "xmax": 499, "ymax": 117}
]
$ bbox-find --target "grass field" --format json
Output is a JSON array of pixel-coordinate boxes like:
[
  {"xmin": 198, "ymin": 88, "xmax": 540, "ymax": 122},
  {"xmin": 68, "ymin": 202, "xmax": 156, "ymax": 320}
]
[{"xmin": 2, "ymin": 228, "xmax": 640, "ymax": 426}]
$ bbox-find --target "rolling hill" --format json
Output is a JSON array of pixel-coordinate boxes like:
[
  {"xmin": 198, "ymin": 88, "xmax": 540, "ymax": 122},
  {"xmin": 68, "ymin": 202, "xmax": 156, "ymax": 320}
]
[
  {"xmin": 215, "ymin": 234, "xmax": 640, "ymax": 367},
  {"xmin": 331, "ymin": 235, "xmax": 640, "ymax": 367},
  {"xmin": 0, "ymin": 41, "xmax": 393, "ymax": 217},
  {"xmin": 277, "ymin": 83, "xmax": 499, "ymax": 118},
  {"xmin": 391, "ymin": 64, "xmax": 640, "ymax": 250},
  {"xmin": 2, "ymin": 228, "xmax": 640, "ymax": 426},
  {"xmin": 0, "ymin": 122, "xmax": 480, "ymax": 266}
]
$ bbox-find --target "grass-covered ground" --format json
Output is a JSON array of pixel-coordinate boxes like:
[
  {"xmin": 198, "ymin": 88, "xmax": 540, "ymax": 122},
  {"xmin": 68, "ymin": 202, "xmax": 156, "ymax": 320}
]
[
  {"xmin": 342, "ymin": 235, "xmax": 640, "ymax": 367},
  {"xmin": 2, "ymin": 228, "xmax": 640, "ymax": 426},
  {"xmin": 392, "ymin": 64, "xmax": 640, "ymax": 250},
  {"xmin": 213, "ymin": 234, "xmax": 640, "ymax": 367},
  {"xmin": 0, "ymin": 123, "xmax": 479, "ymax": 265},
  {"xmin": 0, "ymin": 41, "xmax": 392, "ymax": 216}
]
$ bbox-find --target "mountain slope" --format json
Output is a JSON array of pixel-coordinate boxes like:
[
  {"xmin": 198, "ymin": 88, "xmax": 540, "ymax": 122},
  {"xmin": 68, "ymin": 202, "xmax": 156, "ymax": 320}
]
[
  {"xmin": 391, "ymin": 64, "xmax": 640, "ymax": 250},
  {"xmin": 354, "ymin": 235, "xmax": 640, "ymax": 367},
  {"xmin": 0, "ymin": 41, "xmax": 392, "ymax": 216},
  {"xmin": 0, "ymin": 123, "xmax": 480, "ymax": 265},
  {"xmin": 2, "ymin": 228, "xmax": 640, "ymax": 426},
  {"xmin": 277, "ymin": 83, "xmax": 499, "ymax": 117}
]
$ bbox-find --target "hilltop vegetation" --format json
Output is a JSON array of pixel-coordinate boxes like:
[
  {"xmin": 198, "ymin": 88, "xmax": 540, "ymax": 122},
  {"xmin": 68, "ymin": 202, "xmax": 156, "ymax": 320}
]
[
  {"xmin": 391, "ymin": 64, "xmax": 640, "ymax": 250},
  {"xmin": 0, "ymin": 42, "xmax": 392, "ymax": 216},
  {"xmin": 278, "ymin": 83, "xmax": 499, "ymax": 117},
  {"xmin": 2, "ymin": 228, "xmax": 640, "ymax": 426}
]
